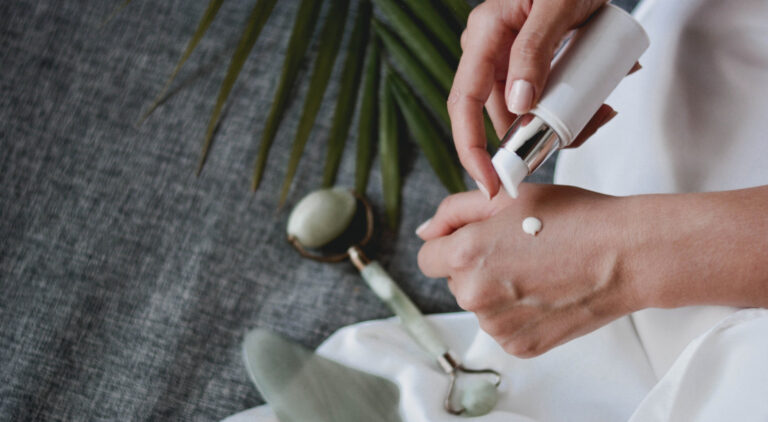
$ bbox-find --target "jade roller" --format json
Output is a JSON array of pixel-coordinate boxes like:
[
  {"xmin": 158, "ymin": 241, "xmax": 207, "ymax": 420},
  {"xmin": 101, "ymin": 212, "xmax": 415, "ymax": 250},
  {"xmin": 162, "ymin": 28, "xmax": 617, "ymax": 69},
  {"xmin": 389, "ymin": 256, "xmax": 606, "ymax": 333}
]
[{"xmin": 286, "ymin": 187, "xmax": 502, "ymax": 416}]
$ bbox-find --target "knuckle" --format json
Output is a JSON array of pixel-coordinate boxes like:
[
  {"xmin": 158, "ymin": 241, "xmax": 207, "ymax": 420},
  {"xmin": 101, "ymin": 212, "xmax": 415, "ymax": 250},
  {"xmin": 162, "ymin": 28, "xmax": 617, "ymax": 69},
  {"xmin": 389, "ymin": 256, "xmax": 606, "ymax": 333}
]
[
  {"xmin": 466, "ymin": 3, "xmax": 491, "ymax": 29},
  {"xmin": 448, "ymin": 231, "xmax": 481, "ymax": 271},
  {"xmin": 416, "ymin": 246, "xmax": 429, "ymax": 274},
  {"xmin": 478, "ymin": 317, "xmax": 506, "ymax": 338},
  {"xmin": 455, "ymin": 287, "xmax": 485, "ymax": 311},
  {"xmin": 516, "ymin": 31, "xmax": 548, "ymax": 61},
  {"xmin": 460, "ymin": 30, "xmax": 468, "ymax": 50},
  {"xmin": 436, "ymin": 194, "xmax": 458, "ymax": 217},
  {"xmin": 503, "ymin": 335, "xmax": 541, "ymax": 358}
]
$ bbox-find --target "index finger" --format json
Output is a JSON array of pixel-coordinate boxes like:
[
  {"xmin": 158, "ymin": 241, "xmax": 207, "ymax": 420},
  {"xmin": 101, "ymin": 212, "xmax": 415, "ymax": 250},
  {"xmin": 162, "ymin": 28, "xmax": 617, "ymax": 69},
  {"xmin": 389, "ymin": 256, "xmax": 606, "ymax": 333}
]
[{"xmin": 449, "ymin": 1, "xmax": 513, "ymax": 198}]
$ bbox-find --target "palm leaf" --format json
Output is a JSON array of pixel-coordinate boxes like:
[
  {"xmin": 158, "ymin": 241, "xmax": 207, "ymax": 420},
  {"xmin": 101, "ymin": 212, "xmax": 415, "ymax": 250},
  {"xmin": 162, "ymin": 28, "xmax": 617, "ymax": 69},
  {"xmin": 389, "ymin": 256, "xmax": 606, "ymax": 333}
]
[
  {"xmin": 400, "ymin": 0, "xmax": 461, "ymax": 58},
  {"xmin": 138, "ymin": 0, "xmax": 224, "ymax": 124},
  {"xmin": 354, "ymin": 38, "xmax": 381, "ymax": 195},
  {"xmin": 374, "ymin": 20, "xmax": 499, "ymax": 149},
  {"xmin": 374, "ymin": 19, "xmax": 449, "ymax": 129},
  {"xmin": 197, "ymin": 0, "xmax": 278, "ymax": 175},
  {"xmin": 371, "ymin": 0, "xmax": 455, "ymax": 92},
  {"xmin": 322, "ymin": 0, "xmax": 372, "ymax": 188},
  {"xmin": 251, "ymin": 0, "xmax": 324, "ymax": 191},
  {"xmin": 380, "ymin": 70, "xmax": 401, "ymax": 228},
  {"xmin": 279, "ymin": 0, "xmax": 351, "ymax": 205},
  {"xmin": 388, "ymin": 69, "xmax": 465, "ymax": 193},
  {"xmin": 440, "ymin": 0, "xmax": 472, "ymax": 25}
]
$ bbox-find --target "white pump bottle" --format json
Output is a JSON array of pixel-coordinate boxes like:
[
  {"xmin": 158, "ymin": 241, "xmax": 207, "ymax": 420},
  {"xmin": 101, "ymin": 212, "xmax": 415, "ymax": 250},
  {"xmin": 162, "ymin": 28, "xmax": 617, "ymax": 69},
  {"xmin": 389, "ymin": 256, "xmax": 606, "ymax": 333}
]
[{"xmin": 491, "ymin": 4, "xmax": 649, "ymax": 198}]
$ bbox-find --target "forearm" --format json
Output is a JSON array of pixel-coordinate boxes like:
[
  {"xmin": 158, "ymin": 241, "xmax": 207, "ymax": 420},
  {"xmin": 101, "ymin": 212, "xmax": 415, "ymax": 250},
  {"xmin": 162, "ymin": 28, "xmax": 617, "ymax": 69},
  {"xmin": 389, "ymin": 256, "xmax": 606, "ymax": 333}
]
[{"xmin": 620, "ymin": 186, "xmax": 768, "ymax": 310}]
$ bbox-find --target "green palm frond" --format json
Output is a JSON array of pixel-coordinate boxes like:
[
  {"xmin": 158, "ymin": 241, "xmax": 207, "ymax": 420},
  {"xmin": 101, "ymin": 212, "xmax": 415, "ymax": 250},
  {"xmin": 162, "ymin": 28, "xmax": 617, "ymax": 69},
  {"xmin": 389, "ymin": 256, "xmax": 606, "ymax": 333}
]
[
  {"xmin": 399, "ymin": 0, "xmax": 461, "ymax": 58},
  {"xmin": 139, "ymin": 0, "xmax": 225, "ymax": 124},
  {"xmin": 198, "ymin": 0, "xmax": 278, "ymax": 175},
  {"xmin": 322, "ymin": 0, "xmax": 373, "ymax": 188},
  {"xmin": 379, "ymin": 69, "xmax": 402, "ymax": 228},
  {"xmin": 354, "ymin": 38, "xmax": 381, "ymax": 195},
  {"xmin": 252, "ymin": 0, "xmax": 324, "ymax": 191},
  {"xmin": 374, "ymin": 19, "xmax": 450, "ymax": 129},
  {"xmin": 388, "ymin": 68, "xmax": 465, "ymax": 193},
  {"xmin": 371, "ymin": 0, "xmax": 456, "ymax": 91},
  {"xmin": 441, "ymin": 0, "xmax": 472, "ymax": 25},
  {"xmin": 126, "ymin": 0, "xmax": 491, "ymax": 227},
  {"xmin": 279, "ymin": 0, "xmax": 351, "ymax": 205}
]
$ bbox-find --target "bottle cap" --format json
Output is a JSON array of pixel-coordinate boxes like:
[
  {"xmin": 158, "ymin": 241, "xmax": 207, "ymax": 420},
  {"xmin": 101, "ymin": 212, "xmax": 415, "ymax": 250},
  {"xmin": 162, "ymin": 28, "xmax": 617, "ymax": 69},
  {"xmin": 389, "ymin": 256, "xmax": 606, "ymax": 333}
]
[{"xmin": 491, "ymin": 148, "xmax": 528, "ymax": 198}]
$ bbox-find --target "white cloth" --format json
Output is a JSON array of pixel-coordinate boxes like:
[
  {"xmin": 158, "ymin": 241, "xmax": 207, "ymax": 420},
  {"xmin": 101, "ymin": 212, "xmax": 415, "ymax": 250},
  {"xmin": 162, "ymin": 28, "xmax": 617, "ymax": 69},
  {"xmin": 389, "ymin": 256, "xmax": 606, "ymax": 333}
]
[
  {"xmin": 224, "ymin": 310, "xmax": 768, "ymax": 422},
  {"xmin": 226, "ymin": 0, "xmax": 768, "ymax": 420}
]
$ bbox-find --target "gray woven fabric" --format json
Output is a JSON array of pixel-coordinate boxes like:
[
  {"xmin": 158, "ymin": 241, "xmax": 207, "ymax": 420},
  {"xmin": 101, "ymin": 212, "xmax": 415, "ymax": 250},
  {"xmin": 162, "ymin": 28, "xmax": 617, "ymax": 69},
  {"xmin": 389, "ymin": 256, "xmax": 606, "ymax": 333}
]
[{"xmin": 0, "ymin": 0, "xmax": 633, "ymax": 420}]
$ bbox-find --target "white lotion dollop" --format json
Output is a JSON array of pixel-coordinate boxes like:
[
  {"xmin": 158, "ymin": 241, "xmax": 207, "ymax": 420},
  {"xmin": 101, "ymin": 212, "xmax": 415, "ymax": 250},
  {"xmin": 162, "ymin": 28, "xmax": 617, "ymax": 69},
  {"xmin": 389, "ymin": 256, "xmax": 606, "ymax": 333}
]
[{"xmin": 522, "ymin": 217, "xmax": 542, "ymax": 236}]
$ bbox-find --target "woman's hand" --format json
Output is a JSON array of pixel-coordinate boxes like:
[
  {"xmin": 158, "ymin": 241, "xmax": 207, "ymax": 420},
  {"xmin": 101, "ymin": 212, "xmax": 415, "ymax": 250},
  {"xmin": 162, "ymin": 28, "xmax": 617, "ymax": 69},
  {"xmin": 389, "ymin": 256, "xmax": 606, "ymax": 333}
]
[
  {"xmin": 450, "ymin": 0, "xmax": 613, "ymax": 197},
  {"xmin": 416, "ymin": 184, "xmax": 643, "ymax": 357},
  {"xmin": 416, "ymin": 184, "xmax": 768, "ymax": 357}
]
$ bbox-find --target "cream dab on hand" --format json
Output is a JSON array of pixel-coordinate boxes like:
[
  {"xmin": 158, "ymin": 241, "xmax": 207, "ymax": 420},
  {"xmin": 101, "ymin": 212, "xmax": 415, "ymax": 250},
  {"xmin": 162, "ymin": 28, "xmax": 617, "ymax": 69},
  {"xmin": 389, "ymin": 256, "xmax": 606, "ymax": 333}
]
[{"xmin": 522, "ymin": 217, "xmax": 542, "ymax": 236}]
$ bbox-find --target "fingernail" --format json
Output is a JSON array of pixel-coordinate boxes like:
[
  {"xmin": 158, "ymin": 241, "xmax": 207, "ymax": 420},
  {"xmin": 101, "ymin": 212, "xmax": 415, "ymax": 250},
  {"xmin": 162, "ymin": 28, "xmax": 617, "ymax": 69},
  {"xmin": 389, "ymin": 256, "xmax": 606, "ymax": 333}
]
[
  {"xmin": 415, "ymin": 218, "xmax": 432, "ymax": 236},
  {"xmin": 507, "ymin": 80, "xmax": 534, "ymax": 114},
  {"xmin": 475, "ymin": 180, "xmax": 491, "ymax": 200},
  {"xmin": 602, "ymin": 110, "xmax": 618, "ymax": 126}
]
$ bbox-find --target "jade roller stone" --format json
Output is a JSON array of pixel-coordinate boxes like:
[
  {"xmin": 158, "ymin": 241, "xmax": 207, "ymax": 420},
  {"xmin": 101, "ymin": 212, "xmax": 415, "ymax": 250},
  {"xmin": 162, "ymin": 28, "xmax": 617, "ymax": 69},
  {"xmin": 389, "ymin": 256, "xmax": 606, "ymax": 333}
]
[
  {"xmin": 287, "ymin": 187, "xmax": 357, "ymax": 248},
  {"xmin": 460, "ymin": 378, "xmax": 499, "ymax": 417}
]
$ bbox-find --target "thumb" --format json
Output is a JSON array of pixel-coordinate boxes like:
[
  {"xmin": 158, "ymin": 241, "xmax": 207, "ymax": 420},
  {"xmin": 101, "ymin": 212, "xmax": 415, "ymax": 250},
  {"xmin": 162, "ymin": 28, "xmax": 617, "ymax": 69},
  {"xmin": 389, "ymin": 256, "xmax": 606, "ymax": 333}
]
[{"xmin": 505, "ymin": 2, "xmax": 601, "ymax": 114}]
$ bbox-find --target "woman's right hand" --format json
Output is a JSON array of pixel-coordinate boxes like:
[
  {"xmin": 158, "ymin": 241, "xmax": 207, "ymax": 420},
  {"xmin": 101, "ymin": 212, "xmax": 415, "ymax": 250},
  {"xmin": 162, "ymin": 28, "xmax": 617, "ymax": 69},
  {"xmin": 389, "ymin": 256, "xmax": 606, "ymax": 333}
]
[{"xmin": 449, "ymin": 0, "xmax": 613, "ymax": 198}]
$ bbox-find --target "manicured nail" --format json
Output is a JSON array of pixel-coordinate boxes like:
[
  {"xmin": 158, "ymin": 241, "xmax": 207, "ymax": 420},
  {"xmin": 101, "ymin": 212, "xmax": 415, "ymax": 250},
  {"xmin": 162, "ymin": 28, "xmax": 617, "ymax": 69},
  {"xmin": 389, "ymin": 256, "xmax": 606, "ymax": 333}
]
[
  {"xmin": 602, "ymin": 110, "xmax": 618, "ymax": 126},
  {"xmin": 507, "ymin": 80, "xmax": 534, "ymax": 114},
  {"xmin": 415, "ymin": 218, "xmax": 432, "ymax": 236},
  {"xmin": 475, "ymin": 180, "xmax": 491, "ymax": 200}
]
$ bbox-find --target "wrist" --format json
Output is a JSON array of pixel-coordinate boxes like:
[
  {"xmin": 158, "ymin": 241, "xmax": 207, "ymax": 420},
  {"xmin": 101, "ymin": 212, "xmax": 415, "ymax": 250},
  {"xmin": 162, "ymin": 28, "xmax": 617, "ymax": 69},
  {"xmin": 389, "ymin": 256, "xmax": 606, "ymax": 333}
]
[
  {"xmin": 613, "ymin": 193, "xmax": 690, "ymax": 310},
  {"xmin": 615, "ymin": 192, "xmax": 733, "ymax": 310},
  {"xmin": 601, "ymin": 195, "xmax": 655, "ymax": 312},
  {"xmin": 598, "ymin": 187, "xmax": 768, "ymax": 312}
]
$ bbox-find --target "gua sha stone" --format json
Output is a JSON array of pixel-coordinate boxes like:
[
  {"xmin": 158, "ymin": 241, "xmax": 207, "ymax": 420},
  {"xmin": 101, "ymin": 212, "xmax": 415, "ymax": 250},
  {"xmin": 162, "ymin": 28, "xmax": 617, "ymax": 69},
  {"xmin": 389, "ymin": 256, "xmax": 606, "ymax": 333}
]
[
  {"xmin": 286, "ymin": 187, "xmax": 357, "ymax": 248},
  {"xmin": 242, "ymin": 329, "xmax": 402, "ymax": 422}
]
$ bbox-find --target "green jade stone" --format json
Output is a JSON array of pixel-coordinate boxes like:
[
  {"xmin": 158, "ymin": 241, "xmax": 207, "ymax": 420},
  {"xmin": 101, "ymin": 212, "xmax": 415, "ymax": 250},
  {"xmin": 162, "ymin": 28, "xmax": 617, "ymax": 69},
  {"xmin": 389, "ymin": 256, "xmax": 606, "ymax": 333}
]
[
  {"xmin": 361, "ymin": 262, "xmax": 448, "ymax": 358},
  {"xmin": 460, "ymin": 378, "xmax": 499, "ymax": 417},
  {"xmin": 286, "ymin": 187, "xmax": 356, "ymax": 248},
  {"xmin": 242, "ymin": 329, "xmax": 402, "ymax": 422},
  {"xmin": 361, "ymin": 263, "xmax": 499, "ymax": 416}
]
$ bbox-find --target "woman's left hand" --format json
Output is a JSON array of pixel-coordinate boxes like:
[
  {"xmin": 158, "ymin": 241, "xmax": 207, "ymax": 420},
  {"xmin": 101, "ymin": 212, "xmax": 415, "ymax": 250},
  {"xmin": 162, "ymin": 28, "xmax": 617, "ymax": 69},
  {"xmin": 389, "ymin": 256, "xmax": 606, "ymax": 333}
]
[{"xmin": 416, "ymin": 184, "xmax": 643, "ymax": 358}]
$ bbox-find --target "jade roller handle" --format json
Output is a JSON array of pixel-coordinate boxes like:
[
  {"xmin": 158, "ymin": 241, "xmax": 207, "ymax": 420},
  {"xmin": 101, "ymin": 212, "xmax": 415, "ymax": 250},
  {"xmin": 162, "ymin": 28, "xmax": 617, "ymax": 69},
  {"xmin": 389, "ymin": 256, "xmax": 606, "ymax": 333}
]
[
  {"xmin": 349, "ymin": 246, "xmax": 502, "ymax": 416},
  {"xmin": 349, "ymin": 247, "xmax": 449, "ymax": 360}
]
